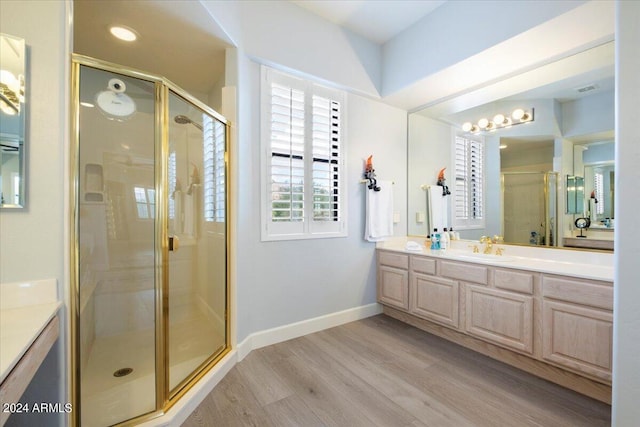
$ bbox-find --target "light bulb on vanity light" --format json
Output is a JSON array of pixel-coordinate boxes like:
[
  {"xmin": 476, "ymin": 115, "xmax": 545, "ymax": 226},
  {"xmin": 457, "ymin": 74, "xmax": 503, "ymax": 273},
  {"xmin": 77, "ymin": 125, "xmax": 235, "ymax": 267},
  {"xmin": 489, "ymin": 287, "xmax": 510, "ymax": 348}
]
[
  {"xmin": 462, "ymin": 122, "xmax": 479, "ymax": 133},
  {"xmin": 512, "ymin": 108, "xmax": 532, "ymax": 122},
  {"xmin": 478, "ymin": 118, "xmax": 489, "ymax": 129}
]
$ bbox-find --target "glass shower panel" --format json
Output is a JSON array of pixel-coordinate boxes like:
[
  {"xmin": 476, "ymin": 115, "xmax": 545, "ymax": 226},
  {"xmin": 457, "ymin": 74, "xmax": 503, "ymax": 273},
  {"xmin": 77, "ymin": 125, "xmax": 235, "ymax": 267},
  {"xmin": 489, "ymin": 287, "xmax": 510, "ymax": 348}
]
[
  {"xmin": 502, "ymin": 172, "xmax": 557, "ymax": 246},
  {"xmin": 77, "ymin": 66, "xmax": 157, "ymax": 426},
  {"xmin": 502, "ymin": 173, "xmax": 546, "ymax": 245},
  {"xmin": 167, "ymin": 91, "xmax": 227, "ymax": 392}
]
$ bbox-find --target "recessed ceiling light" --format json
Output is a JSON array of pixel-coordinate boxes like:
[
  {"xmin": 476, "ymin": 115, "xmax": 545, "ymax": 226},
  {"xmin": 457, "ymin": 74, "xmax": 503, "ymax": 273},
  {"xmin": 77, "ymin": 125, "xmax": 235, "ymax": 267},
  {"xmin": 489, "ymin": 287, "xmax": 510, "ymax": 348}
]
[{"xmin": 110, "ymin": 26, "xmax": 137, "ymax": 42}]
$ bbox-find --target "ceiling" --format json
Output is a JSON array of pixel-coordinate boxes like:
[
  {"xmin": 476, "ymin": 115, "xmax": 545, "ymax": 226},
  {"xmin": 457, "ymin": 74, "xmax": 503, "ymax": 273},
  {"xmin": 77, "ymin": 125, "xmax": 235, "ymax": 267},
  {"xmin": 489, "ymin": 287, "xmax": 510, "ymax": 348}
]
[
  {"xmin": 73, "ymin": 0, "xmax": 446, "ymax": 98},
  {"xmin": 73, "ymin": 0, "xmax": 230, "ymax": 96},
  {"xmin": 290, "ymin": 0, "xmax": 447, "ymax": 44},
  {"xmin": 73, "ymin": 0, "xmax": 613, "ymax": 120}
]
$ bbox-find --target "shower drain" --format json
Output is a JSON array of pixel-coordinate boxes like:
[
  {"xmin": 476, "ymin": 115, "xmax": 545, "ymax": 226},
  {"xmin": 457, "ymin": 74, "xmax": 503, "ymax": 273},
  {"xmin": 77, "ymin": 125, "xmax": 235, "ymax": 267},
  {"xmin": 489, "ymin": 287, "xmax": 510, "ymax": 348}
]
[{"xmin": 113, "ymin": 368, "xmax": 133, "ymax": 378}]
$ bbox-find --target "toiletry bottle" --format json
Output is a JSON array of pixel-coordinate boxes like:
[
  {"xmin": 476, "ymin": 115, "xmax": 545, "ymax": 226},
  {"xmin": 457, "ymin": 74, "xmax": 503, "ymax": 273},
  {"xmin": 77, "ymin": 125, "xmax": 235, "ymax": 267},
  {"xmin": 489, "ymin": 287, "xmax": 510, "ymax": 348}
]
[
  {"xmin": 430, "ymin": 228, "xmax": 440, "ymax": 250},
  {"xmin": 449, "ymin": 227, "xmax": 456, "ymax": 240},
  {"xmin": 441, "ymin": 228, "xmax": 449, "ymax": 250}
]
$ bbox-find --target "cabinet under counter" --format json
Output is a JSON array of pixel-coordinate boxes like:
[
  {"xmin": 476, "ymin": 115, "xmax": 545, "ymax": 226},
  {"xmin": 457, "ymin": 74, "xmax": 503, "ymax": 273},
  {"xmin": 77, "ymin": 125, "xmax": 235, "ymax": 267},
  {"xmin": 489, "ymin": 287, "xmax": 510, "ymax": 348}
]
[{"xmin": 376, "ymin": 248, "xmax": 613, "ymax": 404}]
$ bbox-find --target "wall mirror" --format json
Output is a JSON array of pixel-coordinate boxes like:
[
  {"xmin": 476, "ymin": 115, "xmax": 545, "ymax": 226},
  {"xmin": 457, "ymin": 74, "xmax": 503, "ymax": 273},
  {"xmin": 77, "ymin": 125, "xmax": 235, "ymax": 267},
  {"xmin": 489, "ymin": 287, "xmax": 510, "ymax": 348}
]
[
  {"xmin": 577, "ymin": 140, "xmax": 615, "ymax": 229},
  {"xmin": 0, "ymin": 33, "xmax": 26, "ymax": 208},
  {"xmin": 408, "ymin": 41, "xmax": 614, "ymax": 250}
]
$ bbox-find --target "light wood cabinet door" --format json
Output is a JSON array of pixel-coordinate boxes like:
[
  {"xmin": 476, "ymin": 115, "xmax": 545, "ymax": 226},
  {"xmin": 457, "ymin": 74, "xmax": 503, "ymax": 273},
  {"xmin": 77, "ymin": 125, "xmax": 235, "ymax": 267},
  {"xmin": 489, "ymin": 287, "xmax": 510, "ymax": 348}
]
[
  {"xmin": 465, "ymin": 285, "xmax": 534, "ymax": 354},
  {"xmin": 542, "ymin": 300, "xmax": 612, "ymax": 382},
  {"xmin": 378, "ymin": 265, "xmax": 409, "ymax": 310},
  {"xmin": 410, "ymin": 273, "xmax": 459, "ymax": 328}
]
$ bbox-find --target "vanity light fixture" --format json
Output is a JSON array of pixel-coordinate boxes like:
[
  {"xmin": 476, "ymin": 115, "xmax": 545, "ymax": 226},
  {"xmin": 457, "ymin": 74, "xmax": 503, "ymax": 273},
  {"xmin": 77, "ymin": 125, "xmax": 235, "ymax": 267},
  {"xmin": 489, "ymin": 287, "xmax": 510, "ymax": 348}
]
[
  {"xmin": 110, "ymin": 26, "xmax": 137, "ymax": 42},
  {"xmin": 462, "ymin": 108, "xmax": 534, "ymax": 134},
  {"xmin": 462, "ymin": 122, "xmax": 478, "ymax": 133}
]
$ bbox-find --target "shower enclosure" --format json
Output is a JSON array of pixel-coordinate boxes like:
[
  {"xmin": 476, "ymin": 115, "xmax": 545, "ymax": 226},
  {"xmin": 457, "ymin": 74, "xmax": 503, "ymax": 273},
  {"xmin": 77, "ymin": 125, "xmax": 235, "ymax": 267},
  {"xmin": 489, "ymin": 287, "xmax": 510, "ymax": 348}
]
[
  {"xmin": 501, "ymin": 171, "xmax": 558, "ymax": 246},
  {"xmin": 70, "ymin": 55, "xmax": 229, "ymax": 426}
]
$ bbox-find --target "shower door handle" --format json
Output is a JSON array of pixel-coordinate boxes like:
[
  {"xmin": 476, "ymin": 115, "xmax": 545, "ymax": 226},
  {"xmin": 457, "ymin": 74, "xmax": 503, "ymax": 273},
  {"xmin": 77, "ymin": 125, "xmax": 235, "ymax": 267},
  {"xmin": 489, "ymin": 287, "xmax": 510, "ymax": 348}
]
[{"xmin": 169, "ymin": 235, "xmax": 180, "ymax": 252}]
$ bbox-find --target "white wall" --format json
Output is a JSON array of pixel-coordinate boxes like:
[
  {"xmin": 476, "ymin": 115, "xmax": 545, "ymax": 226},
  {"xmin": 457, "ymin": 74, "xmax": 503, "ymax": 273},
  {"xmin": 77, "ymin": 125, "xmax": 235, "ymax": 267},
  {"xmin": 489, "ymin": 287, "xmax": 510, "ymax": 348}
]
[
  {"xmin": 383, "ymin": 1, "xmax": 585, "ymax": 96},
  {"xmin": 407, "ymin": 114, "xmax": 452, "ymax": 237},
  {"xmin": 0, "ymin": 1, "xmax": 69, "ymax": 426},
  {"xmin": 562, "ymin": 90, "xmax": 615, "ymax": 138},
  {"xmin": 613, "ymin": 0, "xmax": 640, "ymax": 424},
  {"xmin": 202, "ymin": 0, "xmax": 382, "ymax": 98},
  {"xmin": 382, "ymin": 1, "xmax": 614, "ymax": 110},
  {"xmin": 202, "ymin": 0, "xmax": 407, "ymax": 343},
  {"xmin": 234, "ymin": 59, "xmax": 406, "ymax": 342}
]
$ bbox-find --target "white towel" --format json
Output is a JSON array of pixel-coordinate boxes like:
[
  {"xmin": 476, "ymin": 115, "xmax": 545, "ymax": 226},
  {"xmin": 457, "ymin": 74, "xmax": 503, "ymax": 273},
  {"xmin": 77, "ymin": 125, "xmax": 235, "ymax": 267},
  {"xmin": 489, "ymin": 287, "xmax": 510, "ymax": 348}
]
[
  {"xmin": 426, "ymin": 185, "xmax": 449, "ymax": 232},
  {"xmin": 365, "ymin": 180, "xmax": 394, "ymax": 242}
]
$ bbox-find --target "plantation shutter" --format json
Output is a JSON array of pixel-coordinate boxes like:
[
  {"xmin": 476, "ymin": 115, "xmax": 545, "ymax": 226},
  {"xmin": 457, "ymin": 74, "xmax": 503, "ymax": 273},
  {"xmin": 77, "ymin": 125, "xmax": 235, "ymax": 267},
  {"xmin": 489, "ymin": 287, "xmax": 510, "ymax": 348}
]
[
  {"xmin": 454, "ymin": 135, "xmax": 484, "ymax": 228},
  {"xmin": 263, "ymin": 68, "xmax": 345, "ymax": 240},
  {"xmin": 594, "ymin": 171, "xmax": 604, "ymax": 215},
  {"xmin": 203, "ymin": 115, "xmax": 226, "ymax": 223},
  {"xmin": 455, "ymin": 137, "xmax": 469, "ymax": 220}
]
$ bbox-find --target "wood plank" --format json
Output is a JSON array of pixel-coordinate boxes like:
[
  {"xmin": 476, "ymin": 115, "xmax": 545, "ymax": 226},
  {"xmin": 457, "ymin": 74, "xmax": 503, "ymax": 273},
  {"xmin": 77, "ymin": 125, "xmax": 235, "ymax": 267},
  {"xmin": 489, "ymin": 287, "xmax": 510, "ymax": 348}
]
[
  {"xmin": 385, "ymin": 306, "xmax": 612, "ymax": 404},
  {"xmin": 182, "ymin": 314, "xmax": 611, "ymax": 427}
]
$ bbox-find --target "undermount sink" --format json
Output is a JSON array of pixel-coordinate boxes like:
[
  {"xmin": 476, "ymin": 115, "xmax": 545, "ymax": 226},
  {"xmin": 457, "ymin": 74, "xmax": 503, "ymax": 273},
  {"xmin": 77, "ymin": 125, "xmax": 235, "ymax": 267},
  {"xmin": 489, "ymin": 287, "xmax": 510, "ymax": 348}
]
[{"xmin": 449, "ymin": 251, "xmax": 516, "ymax": 262}]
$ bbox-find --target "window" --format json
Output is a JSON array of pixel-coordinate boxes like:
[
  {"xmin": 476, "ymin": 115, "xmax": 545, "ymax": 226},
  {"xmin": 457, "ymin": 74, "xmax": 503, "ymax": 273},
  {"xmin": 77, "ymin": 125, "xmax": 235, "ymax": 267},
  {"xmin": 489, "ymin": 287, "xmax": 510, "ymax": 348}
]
[
  {"xmin": 261, "ymin": 67, "xmax": 346, "ymax": 241},
  {"xmin": 453, "ymin": 135, "xmax": 484, "ymax": 229},
  {"xmin": 134, "ymin": 186, "xmax": 155, "ymax": 219},
  {"xmin": 594, "ymin": 170, "xmax": 604, "ymax": 215},
  {"xmin": 203, "ymin": 114, "xmax": 226, "ymax": 223}
]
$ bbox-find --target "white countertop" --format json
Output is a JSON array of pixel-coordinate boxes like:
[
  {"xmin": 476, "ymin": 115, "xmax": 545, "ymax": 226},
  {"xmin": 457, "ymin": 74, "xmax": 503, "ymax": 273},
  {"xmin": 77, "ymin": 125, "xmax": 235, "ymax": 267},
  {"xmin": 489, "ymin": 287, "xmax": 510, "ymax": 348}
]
[
  {"xmin": 377, "ymin": 238, "xmax": 614, "ymax": 282},
  {"xmin": 0, "ymin": 279, "xmax": 61, "ymax": 383}
]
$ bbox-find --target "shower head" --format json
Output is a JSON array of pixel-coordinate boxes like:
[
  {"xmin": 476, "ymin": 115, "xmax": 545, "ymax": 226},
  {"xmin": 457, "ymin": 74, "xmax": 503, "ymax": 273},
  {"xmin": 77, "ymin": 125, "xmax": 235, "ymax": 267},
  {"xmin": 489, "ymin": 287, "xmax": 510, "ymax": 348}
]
[{"xmin": 174, "ymin": 115, "xmax": 203, "ymax": 131}]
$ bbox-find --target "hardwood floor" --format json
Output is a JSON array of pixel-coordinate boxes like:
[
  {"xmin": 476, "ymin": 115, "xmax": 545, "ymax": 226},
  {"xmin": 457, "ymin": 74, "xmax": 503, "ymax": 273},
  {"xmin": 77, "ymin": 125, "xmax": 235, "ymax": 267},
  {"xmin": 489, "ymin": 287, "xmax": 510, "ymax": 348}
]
[{"xmin": 182, "ymin": 315, "xmax": 611, "ymax": 426}]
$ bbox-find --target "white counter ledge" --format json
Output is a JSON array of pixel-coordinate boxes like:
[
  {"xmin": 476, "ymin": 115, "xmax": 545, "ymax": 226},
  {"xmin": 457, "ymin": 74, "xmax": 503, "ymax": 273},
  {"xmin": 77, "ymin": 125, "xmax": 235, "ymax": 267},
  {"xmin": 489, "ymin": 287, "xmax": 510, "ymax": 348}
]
[
  {"xmin": 377, "ymin": 238, "xmax": 613, "ymax": 282},
  {"xmin": 0, "ymin": 279, "xmax": 61, "ymax": 384}
]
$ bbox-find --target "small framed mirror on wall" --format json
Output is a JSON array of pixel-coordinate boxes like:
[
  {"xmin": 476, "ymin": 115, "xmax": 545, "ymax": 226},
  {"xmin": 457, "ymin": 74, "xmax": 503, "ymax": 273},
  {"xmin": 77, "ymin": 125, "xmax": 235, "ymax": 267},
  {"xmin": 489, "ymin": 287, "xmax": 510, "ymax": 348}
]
[{"xmin": 0, "ymin": 33, "xmax": 27, "ymax": 208}]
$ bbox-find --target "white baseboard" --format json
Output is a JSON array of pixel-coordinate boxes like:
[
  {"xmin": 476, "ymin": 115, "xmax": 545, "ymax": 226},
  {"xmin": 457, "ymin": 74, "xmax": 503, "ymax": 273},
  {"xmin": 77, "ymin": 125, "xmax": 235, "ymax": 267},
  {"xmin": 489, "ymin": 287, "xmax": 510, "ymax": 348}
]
[
  {"xmin": 237, "ymin": 302, "xmax": 382, "ymax": 361},
  {"xmin": 141, "ymin": 302, "xmax": 382, "ymax": 425}
]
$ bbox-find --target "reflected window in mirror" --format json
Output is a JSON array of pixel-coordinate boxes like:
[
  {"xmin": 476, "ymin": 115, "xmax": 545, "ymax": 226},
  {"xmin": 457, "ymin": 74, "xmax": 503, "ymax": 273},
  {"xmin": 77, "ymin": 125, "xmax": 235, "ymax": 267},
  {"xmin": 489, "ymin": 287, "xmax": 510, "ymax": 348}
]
[
  {"xmin": 454, "ymin": 135, "xmax": 485, "ymax": 229},
  {"xmin": 0, "ymin": 33, "xmax": 27, "ymax": 208},
  {"xmin": 578, "ymin": 140, "xmax": 614, "ymax": 228}
]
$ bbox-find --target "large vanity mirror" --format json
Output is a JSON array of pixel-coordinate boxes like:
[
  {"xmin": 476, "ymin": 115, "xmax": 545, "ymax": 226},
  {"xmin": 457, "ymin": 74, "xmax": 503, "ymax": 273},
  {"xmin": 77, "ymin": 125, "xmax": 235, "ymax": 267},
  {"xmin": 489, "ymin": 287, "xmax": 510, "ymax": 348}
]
[
  {"xmin": 0, "ymin": 33, "xmax": 26, "ymax": 208},
  {"xmin": 407, "ymin": 41, "xmax": 614, "ymax": 250}
]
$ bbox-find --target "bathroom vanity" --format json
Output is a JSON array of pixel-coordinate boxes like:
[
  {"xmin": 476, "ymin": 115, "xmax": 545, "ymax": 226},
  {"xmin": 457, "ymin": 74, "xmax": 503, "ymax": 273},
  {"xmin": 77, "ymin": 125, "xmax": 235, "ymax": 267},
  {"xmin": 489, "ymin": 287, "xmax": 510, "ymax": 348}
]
[
  {"xmin": 0, "ymin": 279, "xmax": 61, "ymax": 426},
  {"xmin": 376, "ymin": 239, "xmax": 613, "ymax": 403}
]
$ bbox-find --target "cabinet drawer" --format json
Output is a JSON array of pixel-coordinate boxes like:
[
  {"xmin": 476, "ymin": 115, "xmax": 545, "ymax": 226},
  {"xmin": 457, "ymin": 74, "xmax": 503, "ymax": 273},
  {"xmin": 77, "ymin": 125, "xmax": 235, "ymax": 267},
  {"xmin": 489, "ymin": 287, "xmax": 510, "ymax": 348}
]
[
  {"xmin": 440, "ymin": 261, "xmax": 488, "ymax": 285},
  {"xmin": 542, "ymin": 300, "xmax": 612, "ymax": 382},
  {"xmin": 410, "ymin": 273, "xmax": 459, "ymax": 328},
  {"xmin": 465, "ymin": 285, "xmax": 533, "ymax": 354},
  {"xmin": 542, "ymin": 275, "xmax": 613, "ymax": 310},
  {"xmin": 378, "ymin": 251, "xmax": 409, "ymax": 269},
  {"xmin": 378, "ymin": 265, "xmax": 409, "ymax": 310},
  {"xmin": 411, "ymin": 255, "xmax": 436, "ymax": 275},
  {"xmin": 494, "ymin": 269, "xmax": 534, "ymax": 294}
]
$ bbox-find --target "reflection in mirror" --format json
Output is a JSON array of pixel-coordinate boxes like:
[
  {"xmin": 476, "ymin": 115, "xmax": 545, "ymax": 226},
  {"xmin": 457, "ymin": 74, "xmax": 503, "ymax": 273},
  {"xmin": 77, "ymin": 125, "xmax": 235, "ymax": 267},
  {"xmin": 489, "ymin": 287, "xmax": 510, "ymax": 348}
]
[
  {"xmin": 0, "ymin": 33, "xmax": 26, "ymax": 208},
  {"xmin": 584, "ymin": 160, "xmax": 614, "ymax": 229},
  {"xmin": 566, "ymin": 175, "xmax": 584, "ymax": 215},
  {"xmin": 407, "ymin": 42, "xmax": 615, "ymax": 250}
]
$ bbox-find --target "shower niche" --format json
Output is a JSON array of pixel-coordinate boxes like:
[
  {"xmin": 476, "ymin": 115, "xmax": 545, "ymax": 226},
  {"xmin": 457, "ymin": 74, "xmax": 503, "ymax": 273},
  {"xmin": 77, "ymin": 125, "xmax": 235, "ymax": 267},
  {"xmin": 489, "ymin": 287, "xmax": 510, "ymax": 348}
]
[{"xmin": 71, "ymin": 56, "xmax": 229, "ymax": 426}]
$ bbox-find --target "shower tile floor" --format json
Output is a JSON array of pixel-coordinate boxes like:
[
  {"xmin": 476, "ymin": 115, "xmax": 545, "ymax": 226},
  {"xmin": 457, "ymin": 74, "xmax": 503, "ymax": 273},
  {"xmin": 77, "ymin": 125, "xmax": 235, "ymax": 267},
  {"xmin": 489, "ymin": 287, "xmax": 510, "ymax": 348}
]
[{"xmin": 81, "ymin": 295, "xmax": 225, "ymax": 427}]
